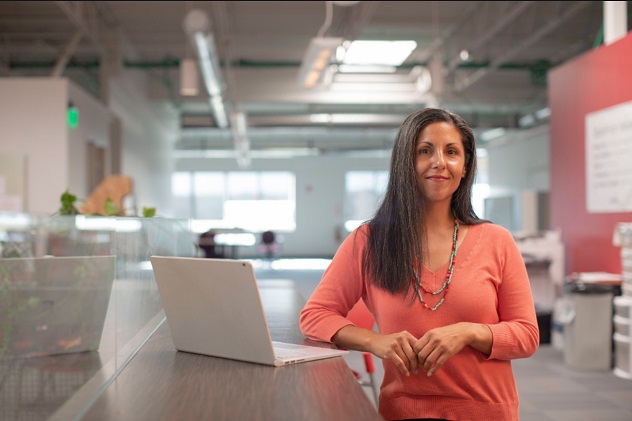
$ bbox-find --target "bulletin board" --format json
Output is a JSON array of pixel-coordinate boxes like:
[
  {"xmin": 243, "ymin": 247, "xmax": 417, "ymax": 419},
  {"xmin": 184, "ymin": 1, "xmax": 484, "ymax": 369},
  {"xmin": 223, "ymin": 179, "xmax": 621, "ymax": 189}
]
[{"xmin": 585, "ymin": 100, "xmax": 632, "ymax": 213}]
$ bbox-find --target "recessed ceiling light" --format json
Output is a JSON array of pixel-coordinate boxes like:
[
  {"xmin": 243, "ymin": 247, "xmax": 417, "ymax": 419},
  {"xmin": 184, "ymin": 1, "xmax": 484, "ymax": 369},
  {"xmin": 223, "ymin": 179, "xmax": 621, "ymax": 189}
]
[{"xmin": 342, "ymin": 40, "xmax": 417, "ymax": 66}]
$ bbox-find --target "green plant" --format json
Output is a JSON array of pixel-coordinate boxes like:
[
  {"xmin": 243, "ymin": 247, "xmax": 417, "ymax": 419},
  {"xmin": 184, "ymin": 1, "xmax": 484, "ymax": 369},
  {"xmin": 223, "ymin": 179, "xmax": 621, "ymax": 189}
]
[
  {"xmin": 58, "ymin": 189, "xmax": 81, "ymax": 215},
  {"xmin": 103, "ymin": 198, "xmax": 122, "ymax": 216},
  {"xmin": 56, "ymin": 189, "xmax": 157, "ymax": 217}
]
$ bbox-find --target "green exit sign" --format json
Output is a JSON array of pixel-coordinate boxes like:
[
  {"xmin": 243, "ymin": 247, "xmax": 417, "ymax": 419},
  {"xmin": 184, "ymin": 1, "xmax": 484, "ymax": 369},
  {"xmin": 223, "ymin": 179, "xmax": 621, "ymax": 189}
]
[{"xmin": 67, "ymin": 106, "xmax": 79, "ymax": 129}]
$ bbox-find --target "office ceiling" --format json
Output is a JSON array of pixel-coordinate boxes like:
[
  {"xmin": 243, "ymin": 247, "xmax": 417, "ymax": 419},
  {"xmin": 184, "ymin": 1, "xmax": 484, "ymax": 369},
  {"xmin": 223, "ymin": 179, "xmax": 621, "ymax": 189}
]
[{"xmin": 0, "ymin": 1, "xmax": 608, "ymax": 155}]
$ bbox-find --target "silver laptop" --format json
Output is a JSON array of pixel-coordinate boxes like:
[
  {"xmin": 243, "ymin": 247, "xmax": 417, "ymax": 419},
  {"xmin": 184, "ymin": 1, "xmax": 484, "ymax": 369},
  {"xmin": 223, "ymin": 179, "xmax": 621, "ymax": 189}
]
[
  {"xmin": 0, "ymin": 255, "xmax": 116, "ymax": 359},
  {"xmin": 150, "ymin": 256, "xmax": 348, "ymax": 366}
]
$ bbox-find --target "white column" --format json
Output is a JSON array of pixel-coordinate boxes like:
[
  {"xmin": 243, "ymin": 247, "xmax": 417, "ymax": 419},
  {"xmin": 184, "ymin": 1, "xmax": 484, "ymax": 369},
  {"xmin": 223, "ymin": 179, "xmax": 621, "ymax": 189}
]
[{"xmin": 604, "ymin": 1, "xmax": 628, "ymax": 45}]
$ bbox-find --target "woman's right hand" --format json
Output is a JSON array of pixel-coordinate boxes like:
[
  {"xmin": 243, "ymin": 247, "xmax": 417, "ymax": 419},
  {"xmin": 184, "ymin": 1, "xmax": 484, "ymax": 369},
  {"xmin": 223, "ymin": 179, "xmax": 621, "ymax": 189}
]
[{"xmin": 367, "ymin": 331, "xmax": 420, "ymax": 376}]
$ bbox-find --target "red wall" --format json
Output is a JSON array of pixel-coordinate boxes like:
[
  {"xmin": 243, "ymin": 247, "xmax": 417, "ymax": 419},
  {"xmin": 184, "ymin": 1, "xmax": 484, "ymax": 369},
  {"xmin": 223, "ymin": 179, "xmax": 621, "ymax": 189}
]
[{"xmin": 549, "ymin": 32, "xmax": 632, "ymax": 275}]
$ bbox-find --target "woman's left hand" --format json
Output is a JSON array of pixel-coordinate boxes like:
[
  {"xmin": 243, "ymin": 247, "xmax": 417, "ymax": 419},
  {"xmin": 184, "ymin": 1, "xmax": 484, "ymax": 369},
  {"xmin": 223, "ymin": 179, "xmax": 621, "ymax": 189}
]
[{"xmin": 413, "ymin": 322, "xmax": 492, "ymax": 376}]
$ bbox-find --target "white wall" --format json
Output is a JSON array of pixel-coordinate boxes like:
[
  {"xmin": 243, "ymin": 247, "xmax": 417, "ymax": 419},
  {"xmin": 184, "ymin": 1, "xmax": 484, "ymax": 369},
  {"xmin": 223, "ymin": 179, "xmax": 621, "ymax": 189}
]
[
  {"xmin": 177, "ymin": 125, "xmax": 551, "ymax": 257},
  {"xmin": 108, "ymin": 70, "xmax": 178, "ymax": 216},
  {"xmin": 176, "ymin": 154, "xmax": 390, "ymax": 257},
  {"xmin": 0, "ymin": 78, "xmax": 68, "ymax": 214},
  {"xmin": 485, "ymin": 124, "xmax": 550, "ymax": 230},
  {"xmin": 0, "ymin": 75, "xmax": 177, "ymax": 217},
  {"xmin": 68, "ymin": 81, "xmax": 112, "ymax": 199}
]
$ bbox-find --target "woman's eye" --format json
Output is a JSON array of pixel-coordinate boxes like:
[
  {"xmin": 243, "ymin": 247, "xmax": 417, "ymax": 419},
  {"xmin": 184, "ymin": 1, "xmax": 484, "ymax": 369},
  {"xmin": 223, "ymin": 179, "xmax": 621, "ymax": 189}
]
[{"xmin": 419, "ymin": 148, "xmax": 431, "ymax": 155}]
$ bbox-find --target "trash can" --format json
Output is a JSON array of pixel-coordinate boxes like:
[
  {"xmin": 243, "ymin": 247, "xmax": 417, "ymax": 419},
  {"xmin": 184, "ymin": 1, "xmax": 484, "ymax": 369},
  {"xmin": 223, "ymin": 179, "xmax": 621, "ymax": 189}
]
[{"xmin": 561, "ymin": 280, "xmax": 614, "ymax": 371}]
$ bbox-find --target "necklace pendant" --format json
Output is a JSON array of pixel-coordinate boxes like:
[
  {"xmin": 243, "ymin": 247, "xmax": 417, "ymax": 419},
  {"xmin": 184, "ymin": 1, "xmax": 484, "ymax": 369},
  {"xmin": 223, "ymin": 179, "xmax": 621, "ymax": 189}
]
[{"xmin": 413, "ymin": 217, "xmax": 459, "ymax": 311}]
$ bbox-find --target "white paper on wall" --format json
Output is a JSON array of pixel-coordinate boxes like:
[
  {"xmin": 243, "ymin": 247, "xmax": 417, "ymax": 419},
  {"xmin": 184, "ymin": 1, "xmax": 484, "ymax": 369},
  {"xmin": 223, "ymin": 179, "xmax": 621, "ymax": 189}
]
[{"xmin": 585, "ymin": 100, "xmax": 632, "ymax": 213}]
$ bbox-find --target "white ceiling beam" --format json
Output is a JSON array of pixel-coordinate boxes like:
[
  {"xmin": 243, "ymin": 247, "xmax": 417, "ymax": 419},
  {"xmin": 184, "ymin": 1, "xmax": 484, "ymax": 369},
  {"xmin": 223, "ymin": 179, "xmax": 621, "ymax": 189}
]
[
  {"xmin": 454, "ymin": 1, "xmax": 591, "ymax": 93},
  {"xmin": 414, "ymin": 1, "xmax": 480, "ymax": 63},
  {"xmin": 445, "ymin": 1, "xmax": 536, "ymax": 75},
  {"xmin": 54, "ymin": 1, "xmax": 107, "ymax": 56},
  {"xmin": 51, "ymin": 30, "xmax": 82, "ymax": 77}
]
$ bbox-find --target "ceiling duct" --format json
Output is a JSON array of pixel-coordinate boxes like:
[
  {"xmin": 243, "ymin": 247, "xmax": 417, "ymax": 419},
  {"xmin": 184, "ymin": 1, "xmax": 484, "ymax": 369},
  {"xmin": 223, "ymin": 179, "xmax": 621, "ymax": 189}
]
[{"xmin": 183, "ymin": 9, "xmax": 229, "ymax": 128}]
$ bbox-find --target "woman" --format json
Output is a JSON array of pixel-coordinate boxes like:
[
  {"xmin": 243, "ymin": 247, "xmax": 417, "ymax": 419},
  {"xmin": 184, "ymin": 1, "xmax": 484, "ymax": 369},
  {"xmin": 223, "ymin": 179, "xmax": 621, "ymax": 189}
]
[{"xmin": 299, "ymin": 108, "xmax": 539, "ymax": 421}]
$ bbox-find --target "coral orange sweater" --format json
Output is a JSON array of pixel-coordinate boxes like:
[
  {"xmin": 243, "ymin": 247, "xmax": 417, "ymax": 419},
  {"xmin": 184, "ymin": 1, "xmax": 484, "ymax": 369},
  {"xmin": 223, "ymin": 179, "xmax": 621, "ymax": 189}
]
[{"xmin": 300, "ymin": 223, "xmax": 539, "ymax": 421}]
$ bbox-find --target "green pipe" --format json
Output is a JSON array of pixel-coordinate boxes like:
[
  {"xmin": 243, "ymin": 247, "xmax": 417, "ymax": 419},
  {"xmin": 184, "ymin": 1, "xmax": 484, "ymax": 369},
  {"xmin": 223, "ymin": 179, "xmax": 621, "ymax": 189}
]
[{"xmin": 8, "ymin": 58, "xmax": 554, "ymax": 72}]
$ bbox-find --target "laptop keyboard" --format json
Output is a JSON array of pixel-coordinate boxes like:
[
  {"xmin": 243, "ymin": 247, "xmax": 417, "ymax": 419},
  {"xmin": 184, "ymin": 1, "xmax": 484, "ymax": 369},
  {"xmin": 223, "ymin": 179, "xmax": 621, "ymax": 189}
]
[{"xmin": 274, "ymin": 346, "xmax": 318, "ymax": 359}]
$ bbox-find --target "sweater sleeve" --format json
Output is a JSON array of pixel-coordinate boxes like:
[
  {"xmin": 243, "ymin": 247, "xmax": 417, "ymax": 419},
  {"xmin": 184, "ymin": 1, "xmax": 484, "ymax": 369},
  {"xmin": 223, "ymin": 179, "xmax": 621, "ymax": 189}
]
[
  {"xmin": 486, "ymin": 228, "xmax": 540, "ymax": 360},
  {"xmin": 299, "ymin": 228, "xmax": 367, "ymax": 343}
]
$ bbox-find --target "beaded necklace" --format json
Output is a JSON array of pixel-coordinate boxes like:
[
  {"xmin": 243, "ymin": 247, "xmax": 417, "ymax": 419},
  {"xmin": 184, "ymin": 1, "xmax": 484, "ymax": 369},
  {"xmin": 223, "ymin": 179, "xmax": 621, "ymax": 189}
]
[{"xmin": 413, "ymin": 217, "xmax": 459, "ymax": 311}]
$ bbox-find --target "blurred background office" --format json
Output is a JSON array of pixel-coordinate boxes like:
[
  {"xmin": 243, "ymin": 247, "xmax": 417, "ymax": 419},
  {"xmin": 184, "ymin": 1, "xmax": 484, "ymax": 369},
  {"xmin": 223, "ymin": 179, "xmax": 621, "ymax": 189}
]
[
  {"xmin": 1, "ymin": 1, "xmax": 632, "ymax": 419},
  {"xmin": 0, "ymin": 0, "xmax": 603, "ymax": 256}
]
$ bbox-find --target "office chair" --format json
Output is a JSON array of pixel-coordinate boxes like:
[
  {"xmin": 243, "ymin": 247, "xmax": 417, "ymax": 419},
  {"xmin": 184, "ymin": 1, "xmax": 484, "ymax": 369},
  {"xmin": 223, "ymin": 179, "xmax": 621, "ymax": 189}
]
[
  {"xmin": 259, "ymin": 230, "xmax": 280, "ymax": 259},
  {"xmin": 346, "ymin": 299, "xmax": 379, "ymax": 405}
]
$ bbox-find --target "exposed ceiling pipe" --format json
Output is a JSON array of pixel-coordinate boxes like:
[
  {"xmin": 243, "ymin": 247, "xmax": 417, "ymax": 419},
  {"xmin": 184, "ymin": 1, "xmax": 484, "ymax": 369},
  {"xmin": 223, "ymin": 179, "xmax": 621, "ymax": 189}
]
[
  {"xmin": 455, "ymin": 1, "xmax": 591, "ymax": 93},
  {"xmin": 183, "ymin": 8, "xmax": 229, "ymax": 129},
  {"xmin": 413, "ymin": 1, "xmax": 479, "ymax": 64},
  {"xmin": 445, "ymin": 1, "xmax": 536, "ymax": 76},
  {"xmin": 230, "ymin": 111, "xmax": 251, "ymax": 168}
]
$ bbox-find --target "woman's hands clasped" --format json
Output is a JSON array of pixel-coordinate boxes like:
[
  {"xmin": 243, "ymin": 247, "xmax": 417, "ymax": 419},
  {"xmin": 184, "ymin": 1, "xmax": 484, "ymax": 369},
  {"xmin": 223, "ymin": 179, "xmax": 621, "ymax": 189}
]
[
  {"xmin": 366, "ymin": 331, "xmax": 420, "ymax": 376},
  {"xmin": 369, "ymin": 322, "xmax": 489, "ymax": 377}
]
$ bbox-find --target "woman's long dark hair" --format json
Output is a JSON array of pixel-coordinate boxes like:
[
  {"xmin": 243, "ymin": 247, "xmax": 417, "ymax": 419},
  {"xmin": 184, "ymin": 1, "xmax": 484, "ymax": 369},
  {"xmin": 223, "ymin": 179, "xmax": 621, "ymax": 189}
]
[{"xmin": 363, "ymin": 108, "xmax": 485, "ymax": 295}]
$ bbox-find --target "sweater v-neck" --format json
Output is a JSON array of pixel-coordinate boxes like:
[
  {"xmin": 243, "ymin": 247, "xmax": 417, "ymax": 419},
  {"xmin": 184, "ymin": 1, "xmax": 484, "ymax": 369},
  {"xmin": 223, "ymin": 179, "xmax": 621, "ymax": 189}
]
[{"xmin": 421, "ymin": 223, "xmax": 481, "ymax": 276}]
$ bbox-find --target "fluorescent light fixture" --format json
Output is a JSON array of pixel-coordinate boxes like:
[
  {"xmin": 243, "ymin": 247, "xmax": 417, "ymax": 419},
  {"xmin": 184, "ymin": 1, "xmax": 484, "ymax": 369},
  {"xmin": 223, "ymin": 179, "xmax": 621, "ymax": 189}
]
[
  {"xmin": 192, "ymin": 32, "xmax": 228, "ymax": 128},
  {"xmin": 534, "ymin": 107, "xmax": 551, "ymax": 120},
  {"xmin": 309, "ymin": 113, "xmax": 404, "ymax": 125},
  {"xmin": 298, "ymin": 37, "xmax": 343, "ymax": 88},
  {"xmin": 518, "ymin": 114, "xmax": 536, "ymax": 128},
  {"xmin": 480, "ymin": 128, "xmax": 506, "ymax": 142},
  {"xmin": 179, "ymin": 58, "xmax": 199, "ymax": 96},
  {"xmin": 194, "ymin": 33, "xmax": 221, "ymax": 96},
  {"xmin": 210, "ymin": 95, "xmax": 228, "ymax": 128},
  {"xmin": 174, "ymin": 148, "xmax": 319, "ymax": 159},
  {"xmin": 338, "ymin": 64, "xmax": 397, "ymax": 73},
  {"xmin": 230, "ymin": 111, "xmax": 250, "ymax": 167},
  {"xmin": 343, "ymin": 40, "xmax": 417, "ymax": 66}
]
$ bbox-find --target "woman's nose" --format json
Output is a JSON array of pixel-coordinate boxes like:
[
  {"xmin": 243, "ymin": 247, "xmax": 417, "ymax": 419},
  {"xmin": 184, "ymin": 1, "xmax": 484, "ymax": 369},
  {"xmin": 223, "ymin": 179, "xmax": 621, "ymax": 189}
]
[{"xmin": 431, "ymin": 151, "xmax": 446, "ymax": 168}]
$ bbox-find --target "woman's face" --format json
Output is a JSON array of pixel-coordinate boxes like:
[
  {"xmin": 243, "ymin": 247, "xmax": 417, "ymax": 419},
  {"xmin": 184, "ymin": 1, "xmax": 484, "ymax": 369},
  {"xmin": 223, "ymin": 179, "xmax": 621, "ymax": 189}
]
[{"xmin": 415, "ymin": 121, "xmax": 466, "ymax": 205}]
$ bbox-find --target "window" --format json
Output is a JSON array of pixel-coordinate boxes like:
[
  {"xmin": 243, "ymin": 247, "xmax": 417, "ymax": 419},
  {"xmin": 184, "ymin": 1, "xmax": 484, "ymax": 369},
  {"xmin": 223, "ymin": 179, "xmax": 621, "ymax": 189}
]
[
  {"xmin": 171, "ymin": 171, "xmax": 296, "ymax": 232},
  {"xmin": 344, "ymin": 171, "xmax": 389, "ymax": 231}
]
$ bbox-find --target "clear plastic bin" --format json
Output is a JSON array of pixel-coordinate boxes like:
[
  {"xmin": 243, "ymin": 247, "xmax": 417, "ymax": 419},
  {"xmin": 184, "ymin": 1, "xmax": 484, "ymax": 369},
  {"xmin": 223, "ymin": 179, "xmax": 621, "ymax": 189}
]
[
  {"xmin": 614, "ymin": 296, "xmax": 632, "ymax": 319},
  {"xmin": 614, "ymin": 315, "xmax": 631, "ymax": 336}
]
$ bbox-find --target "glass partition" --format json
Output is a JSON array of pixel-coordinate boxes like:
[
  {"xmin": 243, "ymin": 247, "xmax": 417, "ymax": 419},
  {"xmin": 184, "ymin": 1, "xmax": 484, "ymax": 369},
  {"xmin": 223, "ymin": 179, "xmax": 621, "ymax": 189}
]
[{"xmin": 0, "ymin": 212, "xmax": 195, "ymax": 420}]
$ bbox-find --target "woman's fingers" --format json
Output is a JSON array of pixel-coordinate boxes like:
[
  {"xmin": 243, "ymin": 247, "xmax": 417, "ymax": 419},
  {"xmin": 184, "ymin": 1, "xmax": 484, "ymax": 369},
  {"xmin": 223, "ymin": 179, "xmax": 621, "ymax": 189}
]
[
  {"xmin": 373, "ymin": 331, "xmax": 420, "ymax": 376},
  {"xmin": 414, "ymin": 324, "xmax": 470, "ymax": 376}
]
